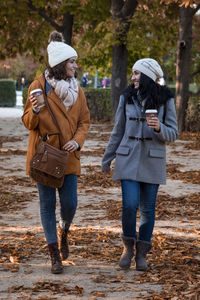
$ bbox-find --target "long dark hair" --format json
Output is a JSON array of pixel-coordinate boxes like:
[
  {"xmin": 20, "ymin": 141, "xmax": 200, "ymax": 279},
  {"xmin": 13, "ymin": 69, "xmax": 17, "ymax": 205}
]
[{"xmin": 122, "ymin": 73, "xmax": 174, "ymax": 110}]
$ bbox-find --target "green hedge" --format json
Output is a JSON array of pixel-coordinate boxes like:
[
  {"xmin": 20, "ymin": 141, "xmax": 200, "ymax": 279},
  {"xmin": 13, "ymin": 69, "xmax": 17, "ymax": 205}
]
[
  {"xmin": 0, "ymin": 79, "xmax": 16, "ymax": 107},
  {"xmin": 84, "ymin": 88, "xmax": 111, "ymax": 121}
]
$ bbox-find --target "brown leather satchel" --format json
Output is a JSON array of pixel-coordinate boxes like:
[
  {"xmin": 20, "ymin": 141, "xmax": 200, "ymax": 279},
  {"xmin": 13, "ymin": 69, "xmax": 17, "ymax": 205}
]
[{"xmin": 29, "ymin": 93, "xmax": 68, "ymax": 188}]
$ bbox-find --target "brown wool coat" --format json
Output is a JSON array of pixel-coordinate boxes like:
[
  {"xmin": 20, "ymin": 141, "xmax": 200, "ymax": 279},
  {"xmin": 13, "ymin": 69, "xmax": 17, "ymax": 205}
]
[{"xmin": 22, "ymin": 74, "xmax": 90, "ymax": 176}]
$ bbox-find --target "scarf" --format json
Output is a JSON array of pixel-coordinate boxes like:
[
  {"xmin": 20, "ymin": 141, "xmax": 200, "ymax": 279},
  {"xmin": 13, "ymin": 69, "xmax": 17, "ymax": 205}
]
[{"xmin": 45, "ymin": 69, "xmax": 78, "ymax": 110}]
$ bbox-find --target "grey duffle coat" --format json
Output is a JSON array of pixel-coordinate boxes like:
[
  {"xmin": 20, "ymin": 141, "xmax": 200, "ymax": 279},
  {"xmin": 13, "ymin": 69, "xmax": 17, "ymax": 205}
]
[{"xmin": 102, "ymin": 95, "xmax": 178, "ymax": 185}]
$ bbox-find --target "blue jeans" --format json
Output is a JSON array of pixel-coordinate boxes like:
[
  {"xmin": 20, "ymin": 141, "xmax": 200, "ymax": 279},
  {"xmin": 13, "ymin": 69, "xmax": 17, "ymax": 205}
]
[
  {"xmin": 37, "ymin": 175, "xmax": 77, "ymax": 245},
  {"xmin": 121, "ymin": 180, "xmax": 159, "ymax": 242}
]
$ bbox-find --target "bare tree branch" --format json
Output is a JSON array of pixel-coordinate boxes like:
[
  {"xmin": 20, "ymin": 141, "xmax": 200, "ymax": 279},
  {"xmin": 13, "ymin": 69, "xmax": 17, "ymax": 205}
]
[{"xmin": 27, "ymin": 0, "xmax": 63, "ymax": 32}]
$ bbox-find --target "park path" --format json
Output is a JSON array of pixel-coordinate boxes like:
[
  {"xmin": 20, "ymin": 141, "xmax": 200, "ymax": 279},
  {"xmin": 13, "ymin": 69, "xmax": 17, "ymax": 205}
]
[{"xmin": 0, "ymin": 114, "xmax": 199, "ymax": 300}]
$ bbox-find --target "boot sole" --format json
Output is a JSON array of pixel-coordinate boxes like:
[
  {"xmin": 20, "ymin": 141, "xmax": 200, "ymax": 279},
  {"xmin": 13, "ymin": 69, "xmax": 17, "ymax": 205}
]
[
  {"xmin": 119, "ymin": 263, "xmax": 131, "ymax": 269},
  {"xmin": 136, "ymin": 267, "xmax": 147, "ymax": 271},
  {"xmin": 51, "ymin": 269, "xmax": 63, "ymax": 274},
  {"xmin": 61, "ymin": 252, "xmax": 69, "ymax": 261}
]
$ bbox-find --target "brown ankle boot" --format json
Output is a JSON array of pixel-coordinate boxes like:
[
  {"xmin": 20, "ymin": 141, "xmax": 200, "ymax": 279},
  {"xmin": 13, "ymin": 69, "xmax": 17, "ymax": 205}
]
[
  {"xmin": 58, "ymin": 227, "xmax": 69, "ymax": 260},
  {"xmin": 48, "ymin": 243, "xmax": 63, "ymax": 274}
]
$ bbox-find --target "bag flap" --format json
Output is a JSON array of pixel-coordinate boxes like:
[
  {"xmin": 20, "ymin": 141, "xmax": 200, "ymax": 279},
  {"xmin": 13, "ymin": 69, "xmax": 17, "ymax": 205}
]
[
  {"xmin": 30, "ymin": 155, "xmax": 66, "ymax": 178},
  {"xmin": 30, "ymin": 142, "xmax": 68, "ymax": 178}
]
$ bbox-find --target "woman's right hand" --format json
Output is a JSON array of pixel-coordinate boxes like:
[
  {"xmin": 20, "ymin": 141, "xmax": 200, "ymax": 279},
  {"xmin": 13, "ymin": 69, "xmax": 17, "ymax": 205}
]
[
  {"xmin": 102, "ymin": 167, "xmax": 111, "ymax": 177},
  {"xmin": 30, "ymin": 95, "xmax": 39, "ymax": 111}
]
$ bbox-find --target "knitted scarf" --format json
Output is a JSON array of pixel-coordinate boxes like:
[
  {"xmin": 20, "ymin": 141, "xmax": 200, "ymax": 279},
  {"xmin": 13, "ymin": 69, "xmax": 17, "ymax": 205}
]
[{"xmin": 45, "ymin": 69, "xmax": 78, "ymax": 110}]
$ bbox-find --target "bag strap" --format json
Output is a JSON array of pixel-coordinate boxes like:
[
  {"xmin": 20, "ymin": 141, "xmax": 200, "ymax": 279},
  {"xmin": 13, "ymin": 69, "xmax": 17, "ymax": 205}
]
[{"xmin": 43, "ymin": 93, "xmax": 65, "ymax": 148}]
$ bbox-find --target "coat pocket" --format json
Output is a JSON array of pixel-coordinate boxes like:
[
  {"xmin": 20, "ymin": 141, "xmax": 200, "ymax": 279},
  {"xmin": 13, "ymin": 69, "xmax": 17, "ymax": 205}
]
[
  {"xmin": 149, "ymin": 149, "xmax": 165, "ymax": 158},
  {"xmin": 116, "ymin": 146, "xmax": 130, "ymax": 156}
]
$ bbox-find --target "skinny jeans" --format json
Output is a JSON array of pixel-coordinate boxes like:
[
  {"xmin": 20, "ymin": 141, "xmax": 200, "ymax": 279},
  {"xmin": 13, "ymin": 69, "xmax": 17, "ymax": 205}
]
[
  {"xmin": 121, "ymin": 180, "xmax": 159, "ymax": 242},
  {"xmin": 37, "ymin": 174, "xmax": 77, "ymax": 245}
]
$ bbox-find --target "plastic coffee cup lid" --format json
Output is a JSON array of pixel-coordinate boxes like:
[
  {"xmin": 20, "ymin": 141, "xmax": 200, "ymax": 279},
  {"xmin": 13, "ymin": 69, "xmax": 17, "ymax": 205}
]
[
  {"xmin": 145, "ymin": 109, "xmax": 158, "ymax": 114},
  {"xmin": 30, "ymin": 89, "xmax": 42, "ymax": 95}
]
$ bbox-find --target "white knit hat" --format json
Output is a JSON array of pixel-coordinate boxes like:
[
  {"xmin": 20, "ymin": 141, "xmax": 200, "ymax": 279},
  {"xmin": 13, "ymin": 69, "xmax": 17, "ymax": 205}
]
[
  {"xmin": 132, "ymin": 58, "xmax": 163, "ymax": 82},
  {"xmin": 47, "ymin": 41, "xmax": 78, "ymax": 68}
]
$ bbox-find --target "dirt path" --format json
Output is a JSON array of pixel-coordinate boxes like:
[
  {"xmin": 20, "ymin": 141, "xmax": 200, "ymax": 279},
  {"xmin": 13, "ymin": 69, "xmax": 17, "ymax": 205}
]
[{"xmin": 0, "ymin": 117, "xmax": 199, "ymax": 300}]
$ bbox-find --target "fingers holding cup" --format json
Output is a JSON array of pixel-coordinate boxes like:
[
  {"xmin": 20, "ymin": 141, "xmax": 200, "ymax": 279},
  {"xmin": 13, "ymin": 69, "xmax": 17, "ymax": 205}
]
[
  {"xmin": 30, "ymin": 89, "xmax": 45, "ymax": 110},
  {"xmin": 145, "ymin": 109, "xmax": 160, "ymax": 132}
]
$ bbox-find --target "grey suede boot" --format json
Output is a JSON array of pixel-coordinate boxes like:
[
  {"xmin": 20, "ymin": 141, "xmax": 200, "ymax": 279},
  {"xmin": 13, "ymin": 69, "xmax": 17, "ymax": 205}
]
[
  {"xmin": 135, "ymin": 240, "xmax": 152, "ymax": 271},
  {"xmin": 119, "ymin": 235, "xmax": 135, "ymax": 269}
]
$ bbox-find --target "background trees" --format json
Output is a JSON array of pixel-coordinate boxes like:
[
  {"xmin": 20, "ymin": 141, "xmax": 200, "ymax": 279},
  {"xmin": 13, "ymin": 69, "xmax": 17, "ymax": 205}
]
[
  {"xmin": 0, "ymin": 0, "xmax": 199, "ymax": 132},
  {"xmin": 175, "ymin": 4, "xmax": 200, "ymax": 132},
  {"xmin": 110, "ymin": 0, "xmax": 138, "ymax": 116}
]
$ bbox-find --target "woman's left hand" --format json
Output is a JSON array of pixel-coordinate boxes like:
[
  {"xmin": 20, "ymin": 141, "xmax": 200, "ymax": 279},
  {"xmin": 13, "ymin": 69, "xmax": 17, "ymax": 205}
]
[
  {"xmin": 147, "ymin": 117, "xmax": 160, "ymax": 132},
  {"xmin": 62, "ymin": 140, "xmax": 77, "ymax": 152}
]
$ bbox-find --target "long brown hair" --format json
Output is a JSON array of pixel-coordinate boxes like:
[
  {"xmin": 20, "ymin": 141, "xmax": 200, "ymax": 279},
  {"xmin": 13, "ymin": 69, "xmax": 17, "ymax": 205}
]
[{"xmin": 47, "ymin": 61, "xmax": 68, "ymax": 80}]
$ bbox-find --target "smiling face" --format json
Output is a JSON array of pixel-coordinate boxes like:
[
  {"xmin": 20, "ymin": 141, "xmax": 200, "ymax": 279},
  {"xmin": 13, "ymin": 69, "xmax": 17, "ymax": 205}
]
[
  {"xmin": 131, "ymin": 69, "xmax": 141, "ymax": 89},
  {"xmin": 65, "ymin": 56, "xmax": 78, "ymax": 78}
]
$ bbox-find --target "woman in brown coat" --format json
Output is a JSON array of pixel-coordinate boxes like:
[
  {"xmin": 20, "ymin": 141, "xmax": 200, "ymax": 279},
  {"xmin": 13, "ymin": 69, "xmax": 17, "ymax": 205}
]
[{"xmin": 22, "ymin": 31, "xmax": 90, "ymax": 274}]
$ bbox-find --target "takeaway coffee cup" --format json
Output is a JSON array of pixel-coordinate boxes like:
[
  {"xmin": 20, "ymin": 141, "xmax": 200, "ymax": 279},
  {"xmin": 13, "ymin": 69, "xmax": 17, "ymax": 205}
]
[
  {"xmin": 30, "ymin": 89, "xmax": 45, "ymax": 107},
  {"xmin": 145, "ymin": 109, "xmax": 158, "ymax": 122}
]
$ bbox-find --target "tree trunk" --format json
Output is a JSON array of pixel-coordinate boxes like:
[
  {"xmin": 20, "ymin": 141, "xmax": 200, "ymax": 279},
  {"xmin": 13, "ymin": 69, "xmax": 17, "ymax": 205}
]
[
  {"xmin": 175, "ymin": 6, "xmax": 194, "ymax": 133},
  {"xmin": 62, "ymin": 12, "xmax": 74, "ymax": 45},
  {"xmin": 111, "ymin": 44, "xmax": 128, "ymax": 115},
  {"xmin": 111, "ymin": 0, "xmax": 138, "ymax": 118}
]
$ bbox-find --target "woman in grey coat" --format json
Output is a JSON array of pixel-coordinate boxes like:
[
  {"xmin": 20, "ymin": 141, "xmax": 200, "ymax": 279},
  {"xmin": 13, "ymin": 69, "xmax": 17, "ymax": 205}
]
[{"xmin": 102, "ymin": 58, "xmax": 178, "ymax": 271}]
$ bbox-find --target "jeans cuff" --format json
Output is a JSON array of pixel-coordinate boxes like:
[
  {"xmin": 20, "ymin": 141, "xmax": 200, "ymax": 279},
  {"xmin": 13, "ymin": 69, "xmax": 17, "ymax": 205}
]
[{"xmin": 121, "ymin": 234, "xmax": 136, "ymax": 241}]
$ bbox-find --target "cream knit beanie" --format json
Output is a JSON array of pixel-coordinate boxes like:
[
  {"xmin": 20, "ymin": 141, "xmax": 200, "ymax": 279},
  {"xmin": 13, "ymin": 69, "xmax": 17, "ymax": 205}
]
[
  {"xmin": 132, "ymin": 58, "xmax": 163, "ymax": 82},
  {"xmin": 47, "ymin": 31, "xmax": 78, "ymax": 68}
]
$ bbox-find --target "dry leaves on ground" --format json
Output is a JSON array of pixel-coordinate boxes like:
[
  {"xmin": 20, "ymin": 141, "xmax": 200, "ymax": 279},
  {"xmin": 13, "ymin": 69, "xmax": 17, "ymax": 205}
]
[
  {"xmin": 78, "ymin": 186, "xmax": 200, "ymax": 222},
  {"xmin": 87, "ymin": 131, "xmax": 110, "ymax": 142},
  {"xmin": 7, "ymin": 281, "xmax": 84, "ymax": 297},
  {"xmin": 179, "ymin": 132, "xmax": 200, "ymax": 141},
  {"xmin": 156, "ymin": 193, "xmax": 200, "ymax": 220},
  {"xmin": 0, "ymin": 125, "xmax": 199, "ymax": 299},
  {"xmin": 81, "ymin": 147, "xmax": 106, "ymax": 157},
  {"xmin": 179, "ymin": 132, "xmax": 200, "ymax": 150},
  {"xmin": 167, "ymin": 164, "xmax": 200, "ymax": 184},
  {"xmin": 79, "ymin": 165, "xmax": 120, "ymax": 188},
  {"xmin": 0, "ymin": 191, "xmax": 32, "ymax": 213},
  {"xmin": 139, "ymin": 234, "xmax": 200, "ymax": 299},
  {"xmin": 0, "ymin": 230, "xmax": 46, "ymax": 265},
  {"xmin": 0, "ymin": 148, "xmax": 26, "ymax": 155},
  {"xmin": 0, "ymin": 176, "xmax": 34, "ymax": 213},
  {"xmin": 0, "ymin": 136, "xmax": 22, "ymax": 147},
  {"xmin": 1, "ymin": 227, "xmax": 199, "ymax": 299}
]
